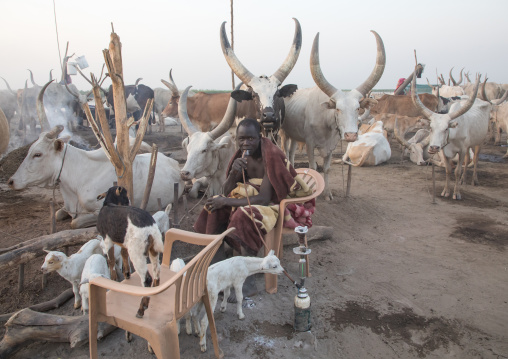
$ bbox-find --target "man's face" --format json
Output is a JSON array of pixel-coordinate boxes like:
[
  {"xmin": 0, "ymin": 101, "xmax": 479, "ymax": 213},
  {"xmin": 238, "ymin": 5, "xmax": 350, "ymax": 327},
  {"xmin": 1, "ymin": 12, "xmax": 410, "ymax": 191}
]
[{"xmin": 236, "ymin": 124, "xmax": 261, "ymax": 155}]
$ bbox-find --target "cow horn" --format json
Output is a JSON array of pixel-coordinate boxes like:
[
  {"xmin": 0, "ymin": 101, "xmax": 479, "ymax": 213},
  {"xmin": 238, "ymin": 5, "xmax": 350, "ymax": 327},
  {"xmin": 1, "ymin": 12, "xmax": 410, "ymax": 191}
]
[
  {"xmin": 426, "ymin": 78, "xmax": 435, "ymax": 91},
  {"xmin": 457, "ymin": 68, "xmax": 464, "ymax": 85},
  {"xmin": 393, "ymin": 117, "xmax": 410, "ymax": 148},
  {"xmin": 178, "ymin": 86, "xmax": 199, "ymax": 136},
  {"xmin": 49, "ymin": 69, "xmax": 53, "ymax": 82},
  {"xmin": 449, "ymin": 67, "xmax": 457, "ymax": 86},
  {"xmin": 354, "ymin": 31, "xmax": 386, "ymax": 97},
  {"xmin": 271, "ymin": 18, "xmax": 302, "ymax": 84},
  {"xmin": 209, "ymin": 82, "xmax": 242, "ymax": 141},
  {"xmin": 37, "ymin": 80, "xmax": 54, "ymax": 132},
  {"xmin": 220, "ymin": 21, "xmax": 255, "ymax": 85},
  {"xmin": 449, "ymin": 74, "xmax": 480, "ymax": 120},
  {"xmin": 492, "ymin": 88, "xmax": 508, "ymax": 106},
  {"xmin": 1, "ymin": 77, "xmax": 16, "ymax": 95},
  {"xmin": 134, "ymin": 78, "xmax": 143, "ymax": 87},
  {"xmin": 46, "ymin": 125, "xmax": 64, "ymax": 139},
  {"xmin": 420, "ymin": 132, "xmax": 431, "ymax": 147},
  {"xmin": 359, "ymin": 108, "xmax": 371, "ymax": 122},
  {"xmin": 480, "ymin": 76, "xmax": 490, "ymax": 103},
  {"xmin": 310, "ymin": 33, "xmax": 338, "ymax": 98},
  {"xmin": 465, "ymin": 71, "xmax": 471, "ymax": 84},
  {"xmin": 161, "ymin": 69, "xmax": 179, "ymax": 96},
  {"xmin": 27, "ymin": 69, "xmax": 39, "ymax": 86},
  {"xmin": 411, "ymin": 71, "xmax": 437, "ymax": 121}
]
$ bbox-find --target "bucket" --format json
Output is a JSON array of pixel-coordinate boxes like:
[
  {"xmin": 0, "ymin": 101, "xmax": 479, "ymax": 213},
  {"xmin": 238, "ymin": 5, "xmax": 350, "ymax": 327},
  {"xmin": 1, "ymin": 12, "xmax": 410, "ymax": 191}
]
[
  {"xmin": 75, "ymin": 55, "xmax": 89, "ymax": 69},
  {"xmin": 66, "ymin": 62, "xmax": 77, "ymax": 75}
]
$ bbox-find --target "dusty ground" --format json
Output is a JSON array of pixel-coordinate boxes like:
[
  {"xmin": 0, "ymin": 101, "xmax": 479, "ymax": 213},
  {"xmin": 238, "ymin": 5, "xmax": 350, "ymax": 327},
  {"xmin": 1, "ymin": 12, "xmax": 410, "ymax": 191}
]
[{"xmin": 0, "ymin": 119, "xmax": 507, "ymax": 359}]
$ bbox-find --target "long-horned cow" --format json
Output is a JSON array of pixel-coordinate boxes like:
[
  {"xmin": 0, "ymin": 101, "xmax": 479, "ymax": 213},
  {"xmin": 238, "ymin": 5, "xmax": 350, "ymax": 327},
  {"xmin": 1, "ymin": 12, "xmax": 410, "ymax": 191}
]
[
  {"xmin": 161, "ymin": 69, "xmax": 256, "ymax": 131},
  {"xmin": 179, "ymin": 83, "xmax": 241, "ymax": 198},
  {"xmin": 341, "ymin": 121, "xmax": 391, "ymax": 167},
  {"xmin": 281, "ymin": 30, "xmax": 386, "ymax": 200},
  {"xmin": 220, "ymin": 18, "xmax": 301, "ymax": 138},
  {"xmin": 8, "ymin": 83, "xmax": 183, "ymax": 228},
  {"xmin": 412, "ymin": 73, "xmax": 490, "ymax": 200},
  {"xmin": 0, "ymin": 77, "xmax": 19, "ymax": 126}
]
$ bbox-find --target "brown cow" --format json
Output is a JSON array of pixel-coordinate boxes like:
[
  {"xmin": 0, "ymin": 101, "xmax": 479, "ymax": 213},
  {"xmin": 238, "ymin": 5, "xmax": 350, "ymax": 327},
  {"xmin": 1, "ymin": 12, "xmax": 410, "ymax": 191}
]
[
  {"xmin": 372, "ymin": 113, "xmax": 429, "ymax": 140},
  {"xmin": 161, "ymin": 71, "xmax": 256, "ymax": 132},
  {"xmin": 370, "ymin": 93, "xmax": 439, "ymax": 117}
]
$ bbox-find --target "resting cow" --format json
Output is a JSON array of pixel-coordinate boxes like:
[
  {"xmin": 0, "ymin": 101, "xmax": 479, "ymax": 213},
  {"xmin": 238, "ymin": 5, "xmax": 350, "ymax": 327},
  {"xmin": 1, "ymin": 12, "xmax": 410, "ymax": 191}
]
[{"xmin": 340, "ymin": 121, "xmax": 391, "ymax": 167}]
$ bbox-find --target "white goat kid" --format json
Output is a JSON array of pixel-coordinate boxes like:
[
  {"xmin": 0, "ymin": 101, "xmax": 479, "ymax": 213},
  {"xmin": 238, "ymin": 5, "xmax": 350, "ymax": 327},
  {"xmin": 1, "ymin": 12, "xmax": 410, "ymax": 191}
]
[
  {"xmin": 169, "ymin": 258, "xmax": 193, "ymax": 335},
  {"xmin": 196, "ymin": 250, "xmax": 284, "ymax": 352},
  {"xmin": 41, "ymin": 238, "xmax": 102, "ymax": 309},
  {"xmin": 152, "ymin": 203, "xmax": 172, "ymax": 235},
  {"xmin": 79, "ymin": 254, "xmax": 110, "ymax": 314}
]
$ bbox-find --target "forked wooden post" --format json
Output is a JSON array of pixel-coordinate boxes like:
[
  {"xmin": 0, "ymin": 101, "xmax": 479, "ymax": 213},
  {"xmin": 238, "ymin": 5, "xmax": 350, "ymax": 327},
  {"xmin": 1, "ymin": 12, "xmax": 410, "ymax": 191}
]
[
  {"xmin": 140, "ymin": 144, "xmax": 158, "ymax": 210},
  {"xmin": 346, "ymin": 164, "xmax": 352, "ymax": 197}
]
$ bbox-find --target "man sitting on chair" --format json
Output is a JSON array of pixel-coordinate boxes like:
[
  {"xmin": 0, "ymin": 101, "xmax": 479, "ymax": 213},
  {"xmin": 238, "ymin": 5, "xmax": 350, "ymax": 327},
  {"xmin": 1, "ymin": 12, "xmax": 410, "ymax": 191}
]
[{"xmin": 194, "ymin": 118, "xmax": 303, "ymax": 258}]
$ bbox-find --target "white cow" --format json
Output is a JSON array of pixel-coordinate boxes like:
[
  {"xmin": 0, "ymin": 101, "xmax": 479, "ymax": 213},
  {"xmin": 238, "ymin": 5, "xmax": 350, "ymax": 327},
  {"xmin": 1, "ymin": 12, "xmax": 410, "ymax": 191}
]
[
  {"xmin": 179, "ymin": 84, "xmax": 240, "ymax": 198},
  {"xmin": 282, "ymin": 30, "xmax": 385, "ymax": 199},
  {"xmin": 341, "ymin": 121, "xmax": 391, "ymax": 166},
  {"xmin": 412, "ymin": 74, "xmax": 490, "ymax": 200},
  {"xmin": 8, "ymin": 126, "xmax": 184, "ymax": 228}
]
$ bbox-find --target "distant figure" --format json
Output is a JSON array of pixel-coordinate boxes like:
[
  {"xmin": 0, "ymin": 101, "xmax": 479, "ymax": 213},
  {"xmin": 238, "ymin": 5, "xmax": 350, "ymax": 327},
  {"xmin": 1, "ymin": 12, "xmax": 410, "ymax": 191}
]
[{"xmin": 395, "ymin": 78, "xmax": 406, "ymax": 95}]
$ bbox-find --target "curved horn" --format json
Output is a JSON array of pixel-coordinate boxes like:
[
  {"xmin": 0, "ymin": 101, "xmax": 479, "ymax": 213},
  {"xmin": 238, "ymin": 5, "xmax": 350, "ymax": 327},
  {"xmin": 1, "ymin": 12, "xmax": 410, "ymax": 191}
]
[
  {"xmin": 426, "ymin": 78, "xmax": 435, "ymax": 91},
  {"xmin": 354, "ymin": 30, "xmax": 386, "ymax": 97},
  {"xmin": 393, "ymin": 117, "xmax": 410, "ymax": 148},
  {"xmin": 134, "ymin": 78, "xmax": 143, "ymax": 87},
  {"xmin": 178, "ymin": 86, "xmax": 199, "ymax": 136},
  {"xmin": 449, "ymin": 67, "xmax": 457, "ymax": 86},
  {"xmin": 209, "ymin": 82, "xmax": 243, "ymax": 140},
  {"xmin": 37, "ymin": 80, "xmax": 54, "ymax": 131},
  {"xmin": 411, "ymin": 72, "xmax": 436, "ymax": 121},
  {"xmin": 27, "ymin": 69, "xmax": 39, "ymax": 86},
  {"xmin": 465, "ymin": 71, "xmax": 471, "ymax": 84},
  {"xmin": 0, "ymin": 77, "xmax": 15, "ymax": 95},
  {"xmin": 480, "ymin": 76, "xmax": 490, "ymax": 103},
  {"xmin": 438, "ymin": 74, "xmax": 445, "ymax": 86},
  {"xmin": 49, "ymin": 69, "xmax": 53, "ymax": 82},
  {"xmin": 457, "ymin": 68, "xmax": 464, "ymax": 85},
  {"xmin": 310, "ymin": 33, "xmax": 338, "ymax": 98},
  {"xmin": 45, "ymin": 125, "xmax": 64, "ymax": 139},
  {"xmin": 220, "ymin": 21, "xmax": 255, "ymax": 85},
  {"xmin": 492, "ymin": 87, "xmax": 508, "ymax": 106},
  {"xmin": 359, "ymin": 108, "xmax": 371, "ymax": 122},
  {"xmin": 271, "ymin": 18, "xmax": 302, "ymax": 84},
  {"xmin": 449, "ymin": 74, "xmax": 480, "ymax": 120},
  {"xmin": 420, "ymin": 132, "xmax": 431, "ymax": 147},
  {"xmin": 161, "ymin": 69, "xmax": 179, "ymax": 96}
]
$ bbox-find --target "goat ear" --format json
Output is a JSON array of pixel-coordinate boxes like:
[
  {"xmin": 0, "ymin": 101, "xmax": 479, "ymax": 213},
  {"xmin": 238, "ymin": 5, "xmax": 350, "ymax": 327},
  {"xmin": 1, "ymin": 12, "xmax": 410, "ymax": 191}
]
[
  {"xmin": 268, "ymin": 249, "xmax": 275, "ymax": 256},
  {"xmin": 43, "ymin": 249, "xmax": 50, "ymax": 253}
]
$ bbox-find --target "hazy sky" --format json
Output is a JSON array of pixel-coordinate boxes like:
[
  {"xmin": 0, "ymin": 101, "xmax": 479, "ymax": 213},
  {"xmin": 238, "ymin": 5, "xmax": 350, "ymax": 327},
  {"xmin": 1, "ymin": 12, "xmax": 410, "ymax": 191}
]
[{"xmin": 2, "ymin": 0, "xmax": 507, "ymax": 93}]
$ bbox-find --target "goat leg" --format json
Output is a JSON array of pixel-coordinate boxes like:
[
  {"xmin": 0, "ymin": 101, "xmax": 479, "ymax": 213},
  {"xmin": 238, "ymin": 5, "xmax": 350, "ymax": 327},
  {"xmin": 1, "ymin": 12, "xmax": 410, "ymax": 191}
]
[
  {"xmin": 136, "ymin": 272, "xmax": 153, "ymax": 318},
  {"xmin": 107, "ymin": 247, "xmax": 117, "ymax": 281},
  {"xmin": 121, "ymin": 248, "xmax": 130, "ymax": 279}
]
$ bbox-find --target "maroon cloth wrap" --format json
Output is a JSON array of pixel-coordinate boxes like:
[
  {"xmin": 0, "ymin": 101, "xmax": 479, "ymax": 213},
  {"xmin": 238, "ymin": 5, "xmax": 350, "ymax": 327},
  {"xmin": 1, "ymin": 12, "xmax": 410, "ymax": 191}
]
[{"xmin": 194, "ymin": 138, "xmax": 297, "ymax": 255}]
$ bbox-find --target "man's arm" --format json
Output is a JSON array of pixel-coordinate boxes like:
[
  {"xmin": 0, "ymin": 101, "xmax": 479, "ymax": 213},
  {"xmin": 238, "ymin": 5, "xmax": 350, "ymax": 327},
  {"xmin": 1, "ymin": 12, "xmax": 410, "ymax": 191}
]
[{"xmin": 207, "ymin": 172, "xmax": 274, "ymax": 211}]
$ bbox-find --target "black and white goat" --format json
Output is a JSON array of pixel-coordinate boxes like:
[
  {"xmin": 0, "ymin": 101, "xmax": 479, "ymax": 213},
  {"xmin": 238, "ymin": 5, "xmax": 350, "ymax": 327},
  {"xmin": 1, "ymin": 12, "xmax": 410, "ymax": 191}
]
[{"xmin": 96, "ymin": 186, "xmax": 164, "ymax": 318}]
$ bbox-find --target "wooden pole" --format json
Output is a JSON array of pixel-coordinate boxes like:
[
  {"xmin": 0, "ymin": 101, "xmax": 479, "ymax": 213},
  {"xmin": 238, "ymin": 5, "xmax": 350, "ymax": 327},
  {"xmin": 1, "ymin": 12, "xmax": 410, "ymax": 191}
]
[
  {"xmin": 140, "ymin": 144, "xmax": 158, "ymax": 210},
  {"xmin": 432, "ymin": 161, "xmax": 436, "ymax": 204},
  {"xmin": 157, "ymin": 198, "xmax": 162, "ymax": 212},
  {"xmin": 346, "ymin": 164, "xmax": 352, "ymax": 197},
  {"xmin": 49, "ymin": 200, "xmax": 56, "ymax": 234},
  {"xmin": 172, "ymin": 182, "xmax": 180, "ymax": 228}
]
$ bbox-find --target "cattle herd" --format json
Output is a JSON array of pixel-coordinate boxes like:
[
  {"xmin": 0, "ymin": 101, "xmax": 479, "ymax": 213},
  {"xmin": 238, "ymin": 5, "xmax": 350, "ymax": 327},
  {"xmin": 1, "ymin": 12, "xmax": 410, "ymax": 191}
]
[{"xmin": 1, "ymin": 18, "xmax": 507, "ymax": 221}]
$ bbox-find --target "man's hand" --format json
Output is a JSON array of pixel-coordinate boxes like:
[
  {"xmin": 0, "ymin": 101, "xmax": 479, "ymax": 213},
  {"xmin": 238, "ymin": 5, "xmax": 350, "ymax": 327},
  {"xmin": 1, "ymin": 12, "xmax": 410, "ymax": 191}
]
[
  {"xmin": 231, "ymin": 158, "xmax": 247, "ymax": 174},
  {"xmin": 205, "ymin": 195, "xmax": 228, "ymax": 212}
]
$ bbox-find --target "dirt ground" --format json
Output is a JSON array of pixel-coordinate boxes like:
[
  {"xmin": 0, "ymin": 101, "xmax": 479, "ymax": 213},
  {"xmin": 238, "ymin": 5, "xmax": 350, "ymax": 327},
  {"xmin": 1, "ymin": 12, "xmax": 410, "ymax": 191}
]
[{"xmin": 0, "ymin": 119, "xmax": 507, "ymax": 359}]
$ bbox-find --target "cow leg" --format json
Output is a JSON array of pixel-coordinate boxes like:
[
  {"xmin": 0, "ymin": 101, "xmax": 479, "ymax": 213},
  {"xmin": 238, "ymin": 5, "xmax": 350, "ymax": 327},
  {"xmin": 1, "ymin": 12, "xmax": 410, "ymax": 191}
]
[
  {"xmin": 107, "ymin": 247, "xmax": 118, "ymax": 281},
  {"xmin": 55, "ymin": 208, "xmax": 71, "ymax": 221},
  {"xmin": 70, "ymin": 214, "xmax": 98, "ymax": 229},
  {"xmin": 121, "ymin": 248, "xmax": 130, "ymax": 279},
  {"xmin": 452, "ymin": 152, "xmax": 465, "ymax": 200},
  {"xmin": 441, "ymin": 155, "xmax": 452, "ymax": 198},
  {"xmin": 471, "ymin": 145, "xmax": 480, "ymax": 185},
  {"xmin": 494, "ymin": 125, "xmax": 501, "ymax": 145},
  {"xmin": 460, "ymin": 150, "xmax": 470, "ymax": 185},
  {"xmin": 306, "ymin": 143, "xmax": 317, "ymax": 170},
  {"xmin": 288, "ymin": 139, "xmax": 298, "ymax": 165},
  {"xmin": 323, "ymin": 152, "xmax": 333, "ymax": 201}
]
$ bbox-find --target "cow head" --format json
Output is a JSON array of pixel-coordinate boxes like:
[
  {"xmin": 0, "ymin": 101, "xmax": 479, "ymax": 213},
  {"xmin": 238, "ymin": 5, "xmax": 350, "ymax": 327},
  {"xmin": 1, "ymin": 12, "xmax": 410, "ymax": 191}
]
[
  {"xmin": 394, "ymin": 119, "xmax": 429, "ymax": 166},
  {"xmin": 412, "ymin": 72, "xmax": 480, "ymax": 154},
  {"xmin": 161, "ymin": 69, "xmax": 180, "ymax": 119},
  {"xmin": 8, "ymin": 125, "xmax": 69, "ymax": 190},
  {"xmin": 220, "ymin": 19, "xmax": 301, "ymax": 137},
  {"xmin": 179, "ymin": 83, "xmax": 239, "ymax": 187},
  {"xmin": 310, "ymin": 31, "xmax": 386, "ymax": 143}
]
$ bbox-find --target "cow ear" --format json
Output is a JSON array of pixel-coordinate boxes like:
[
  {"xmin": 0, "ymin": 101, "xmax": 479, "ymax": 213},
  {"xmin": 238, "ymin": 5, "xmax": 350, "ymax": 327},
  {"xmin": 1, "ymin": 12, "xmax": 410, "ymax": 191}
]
[
  {"xmin": 360, "ymin": 98, "xmax": 378, "ymax": 109},
  {"xmin": 181, "ymin": 137, "xmax": 190, "ymax": 148},
  {"xmin": 54, "ymin": 139, "xmax": 66, "ymax": 152},
  {"xmin": 279, "ymin": 84, "xmax": 298, "ymax": 98},
  {"xmin": 448, "ymin": 121, "xmax": 458, "ymax": 128},
  {"xmin": 320, "ymin": 101, "xmax": 335, "ymax": 110},
  {"xmin": 231, "ymin": 90, "xmax": 252, "ymax": 102}
]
